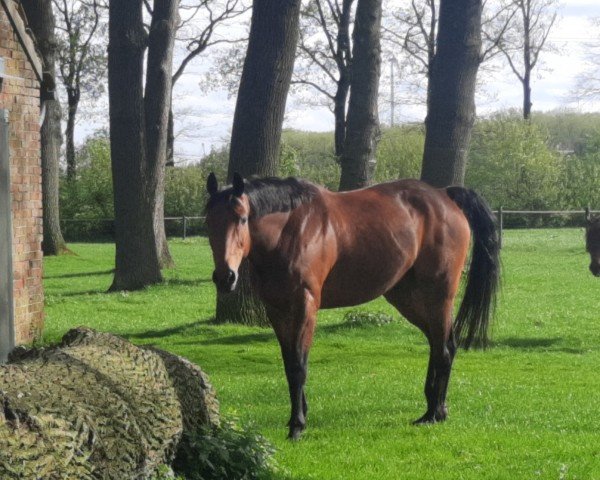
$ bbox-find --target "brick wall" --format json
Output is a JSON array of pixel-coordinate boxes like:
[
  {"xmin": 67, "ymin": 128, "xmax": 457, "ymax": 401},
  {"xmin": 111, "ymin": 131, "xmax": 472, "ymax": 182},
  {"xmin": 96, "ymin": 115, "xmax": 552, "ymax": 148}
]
[{"xmin": 0, "ymin": 6, "xmax": 44, "ymax": 344}]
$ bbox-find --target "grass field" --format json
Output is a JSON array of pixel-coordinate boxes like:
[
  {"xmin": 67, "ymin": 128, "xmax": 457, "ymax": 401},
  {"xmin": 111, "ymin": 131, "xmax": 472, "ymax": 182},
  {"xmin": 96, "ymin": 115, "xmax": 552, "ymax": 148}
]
[{"xmin": 42, "ymin": 229, "xmax": 600, "ymax": 479}]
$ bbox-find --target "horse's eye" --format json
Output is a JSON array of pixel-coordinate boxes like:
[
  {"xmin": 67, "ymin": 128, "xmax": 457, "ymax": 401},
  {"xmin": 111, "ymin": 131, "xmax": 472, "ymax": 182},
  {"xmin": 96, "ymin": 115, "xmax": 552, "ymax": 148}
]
[{"xmin": 240, "ymin": 216, "xmax": 248, "ymax": 225}]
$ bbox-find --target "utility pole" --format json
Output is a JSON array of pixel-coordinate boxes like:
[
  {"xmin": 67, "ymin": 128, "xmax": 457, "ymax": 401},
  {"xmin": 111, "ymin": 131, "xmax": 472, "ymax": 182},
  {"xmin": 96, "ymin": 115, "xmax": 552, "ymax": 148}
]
[{"xmin": 390, "ymin": 58, "xmax": 395, "ymax": 127}]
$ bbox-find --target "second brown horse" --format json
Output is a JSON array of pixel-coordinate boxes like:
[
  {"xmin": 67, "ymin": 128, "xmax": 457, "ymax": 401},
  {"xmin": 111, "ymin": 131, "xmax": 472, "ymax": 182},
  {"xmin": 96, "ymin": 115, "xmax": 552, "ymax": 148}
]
[{"xmin": 205, "ymin": 173, "xmax": 500, "ymax": 439}]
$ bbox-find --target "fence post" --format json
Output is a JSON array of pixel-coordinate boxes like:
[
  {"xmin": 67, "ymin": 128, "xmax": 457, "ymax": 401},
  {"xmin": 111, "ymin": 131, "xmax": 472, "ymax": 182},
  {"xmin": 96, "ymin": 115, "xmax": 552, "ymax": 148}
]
[
  {"xmin": 585, "ymin": 206, "xmax": 590, "ymax": 224},
  {"xmin": 182, "ymin": 216, "xmax": 187, "ymax": 240},
  {"xmin": 498, "ymin": 206, "xmax": 503, "ymax": 249}
]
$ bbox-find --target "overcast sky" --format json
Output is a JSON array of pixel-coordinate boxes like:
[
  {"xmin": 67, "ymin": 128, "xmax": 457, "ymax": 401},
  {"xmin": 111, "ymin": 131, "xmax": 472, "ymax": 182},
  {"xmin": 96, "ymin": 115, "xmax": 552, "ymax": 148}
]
[{"xmin": 78, "ymin": 1, "xmax": 600, "ymax": 162}]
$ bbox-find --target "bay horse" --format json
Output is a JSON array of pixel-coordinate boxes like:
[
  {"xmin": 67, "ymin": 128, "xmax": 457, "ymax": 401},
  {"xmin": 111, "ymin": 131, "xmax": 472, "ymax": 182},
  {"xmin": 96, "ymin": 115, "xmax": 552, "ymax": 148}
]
[
  {"xmin": 586, "ymin": 215, "xmax": 600, "ymax": 276},
  {"xmin": 205, "ymin": 173, "xmax": 500, "ymax": 439}
]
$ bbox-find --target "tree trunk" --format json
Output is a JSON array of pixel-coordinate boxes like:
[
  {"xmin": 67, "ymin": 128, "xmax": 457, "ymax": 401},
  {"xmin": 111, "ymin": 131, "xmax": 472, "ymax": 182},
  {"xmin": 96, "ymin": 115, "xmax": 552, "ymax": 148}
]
[
  {"xmin": 227, "ymin": 0, "xmax": 301, "ymax": 179},
  {"xmin": 333, "ymin": 74, "xmax": 351, "ymax": 158},
  {"xmin": 159, "ymin": 98, "xmax": 176, "ymax": 269},
  {"xmin": 218, "ymin": 0, "xmax": 302, "ymax": 326},
  {"xmin": 65, "ymin": 90, "xmax": 79, "ymax": 181},
  {"xmin": 155, "ymin": 189, "xmax": 175, "ymax": 269},
  {"xmin": 420, "ymin": 0, "xmax": 482, "ymax": 188},
  {"xmin": 167, "ymin": 104, "xmax": 175, "ymax": 167},
  {"xmin": 145, "ymin": 0, "xmax": 179, "ymax": 271},
  {"xmin": 523, "ymin": 76, "xmax": 532, "ymax": 120},
  {"xmin": 338, "ymin": 0, "xmax": 382, "ymax": 191},
  {"xmin": 333, "ymin": 0, "xmax": 354, "ymax": 158},
  {"xmin": 108, "ymin": 0, "xmax": 162, "ymax": 291},
  {"xmin": 21, "ymin": 0, "xmax": 68, "ymax": 256},
  {"xmin": 41, "ymin": 99, "xmax": 68, "ymax": 255}
]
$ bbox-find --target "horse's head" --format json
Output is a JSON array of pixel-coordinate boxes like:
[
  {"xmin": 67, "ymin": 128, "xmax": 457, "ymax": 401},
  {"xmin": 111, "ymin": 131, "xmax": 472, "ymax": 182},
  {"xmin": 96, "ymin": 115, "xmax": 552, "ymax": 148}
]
[
  {"xmin": 586, "ymin": 215, "xmax": 600, "ymax": 277},
  {"xmin": 205, "ymin": 172, "xmax": 251, "ymax": 293}
]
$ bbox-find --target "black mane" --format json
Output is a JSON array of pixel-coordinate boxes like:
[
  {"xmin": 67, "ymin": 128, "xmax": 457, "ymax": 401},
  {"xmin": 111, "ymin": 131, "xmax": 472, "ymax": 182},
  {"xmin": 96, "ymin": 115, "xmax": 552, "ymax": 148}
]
[{"xmin": 206, "ymin": 176, "xmax": 319, "ymax": 218}]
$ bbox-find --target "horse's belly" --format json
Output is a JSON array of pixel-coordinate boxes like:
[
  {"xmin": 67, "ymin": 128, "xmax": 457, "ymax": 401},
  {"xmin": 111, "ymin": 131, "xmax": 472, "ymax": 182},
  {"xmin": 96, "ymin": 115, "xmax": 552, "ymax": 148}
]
[{"xmin": 319, "ymin": 258, "xmax": 408, "ymax": 309}]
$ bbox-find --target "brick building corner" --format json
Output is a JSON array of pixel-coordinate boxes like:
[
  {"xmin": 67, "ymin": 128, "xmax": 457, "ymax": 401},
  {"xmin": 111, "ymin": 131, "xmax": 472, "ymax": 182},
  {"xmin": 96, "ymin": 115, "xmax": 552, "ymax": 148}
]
[{"xmin": 1, "ymin": 0, "xmax": 45, "ymax": 349}]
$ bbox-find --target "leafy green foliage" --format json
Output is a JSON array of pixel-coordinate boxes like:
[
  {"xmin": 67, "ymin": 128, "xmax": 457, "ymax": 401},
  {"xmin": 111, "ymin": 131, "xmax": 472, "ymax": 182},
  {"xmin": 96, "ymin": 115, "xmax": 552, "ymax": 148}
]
[
  {"xmin": 560, "ymin": 131, "xmax": 600, "ymax": 209},
  {"xmin": 466, "ymin": 114, "xmax": 563, "ymax": 210},
  {"xmin": 342, "ymin": 310, "xmax": 396, "ymax": 328},
  {"xmin": 374, "ymin": 124, "xmax": 423, "ymax": 182},
  {"xmin": 174, "ymin": 416, "xmax": 282, "ymax": 480},
  {"xmin": 61, "ymin": 134, "xmax": 113, "ymax": 220},
  {"xmin": 280, "ymin": 130, "xmax": 340, "ymax": 190}
]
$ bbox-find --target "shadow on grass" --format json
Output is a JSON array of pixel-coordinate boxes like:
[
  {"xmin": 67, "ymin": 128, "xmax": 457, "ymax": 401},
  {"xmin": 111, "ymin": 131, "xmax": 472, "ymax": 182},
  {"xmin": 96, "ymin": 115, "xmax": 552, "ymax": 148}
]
[
  {"xmin": 491, "ymin": 336, "xmax": 585, "ymax": 354},
  {"xmin": 122, "ymin": 318, "xmax": 276, "ymax": 345},
  {"xmin": 197, "ymin": 331, "xmax": 275, "ymax": 345},
  {"xmin": 50, "ymin": 289, "xmax": 108, "ymax": 298},
  {"xmin": 44, "ymin": 269, "xmax": 114, "ymax": 279},
  {"xmin": 162, "ymin": 278, "xmax": 211, "ymax": 287},
  {"xmin": 123, "ymin": 319, "xmax": 217, "ymax": 340}
]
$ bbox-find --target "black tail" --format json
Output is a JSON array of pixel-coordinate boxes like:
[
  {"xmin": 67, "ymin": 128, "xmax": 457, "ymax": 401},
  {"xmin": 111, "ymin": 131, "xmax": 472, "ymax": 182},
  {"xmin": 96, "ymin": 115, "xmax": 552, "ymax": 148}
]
[{"xmin": 446, "ymin": 186, "xmax": 500, "ymax": 349}]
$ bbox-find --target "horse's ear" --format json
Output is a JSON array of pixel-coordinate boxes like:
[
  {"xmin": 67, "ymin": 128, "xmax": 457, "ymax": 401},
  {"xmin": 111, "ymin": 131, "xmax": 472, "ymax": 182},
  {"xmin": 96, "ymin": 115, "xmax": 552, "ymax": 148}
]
[
  {"xmin": 207, "ymin": 172, "xmax": 218, "ymax": 196},
  {"xmin": 232, "ymin": 172, "xmax": 245, "ymax": 197}
]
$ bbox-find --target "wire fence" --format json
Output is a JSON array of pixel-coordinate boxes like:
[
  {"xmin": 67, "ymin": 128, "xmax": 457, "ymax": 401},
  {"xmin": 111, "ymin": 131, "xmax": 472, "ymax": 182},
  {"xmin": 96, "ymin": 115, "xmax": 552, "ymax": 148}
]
[
  {"xmin": 494, "ymin": 207, "xmax": 599, "ymax": 248},
  {"xmin": 60, "ymin": 216, "xmax": 206, "ymax": 242},
  {"xmin": 60, "ymin": 209, "xmax": 600, "ymax": 245}
]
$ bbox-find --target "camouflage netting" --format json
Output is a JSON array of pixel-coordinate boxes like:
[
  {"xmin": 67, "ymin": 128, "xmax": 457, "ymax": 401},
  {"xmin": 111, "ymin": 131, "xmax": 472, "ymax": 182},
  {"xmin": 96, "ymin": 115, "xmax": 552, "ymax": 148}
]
[{"xmin": 0, "ymin": 327, "xmax": 219, "ymax": 479}]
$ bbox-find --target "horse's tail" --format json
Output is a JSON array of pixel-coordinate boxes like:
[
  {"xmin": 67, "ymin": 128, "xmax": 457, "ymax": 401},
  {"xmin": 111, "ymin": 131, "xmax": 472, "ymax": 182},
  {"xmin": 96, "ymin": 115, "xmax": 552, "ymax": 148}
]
[{"xmin": 446, "ymin": 186, "xmax": 501, "ymax": 349}]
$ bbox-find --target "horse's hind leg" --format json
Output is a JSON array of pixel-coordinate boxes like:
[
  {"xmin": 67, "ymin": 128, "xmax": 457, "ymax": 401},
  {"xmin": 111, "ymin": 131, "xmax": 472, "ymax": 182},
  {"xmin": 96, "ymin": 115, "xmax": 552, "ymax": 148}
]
[
  {"xmin": 415, "ymin": 329, "xmax": 456, "ymax": 423},
  {"xmin": 384, "ymin": 273, "xmax": 457, "ymax": 424}
]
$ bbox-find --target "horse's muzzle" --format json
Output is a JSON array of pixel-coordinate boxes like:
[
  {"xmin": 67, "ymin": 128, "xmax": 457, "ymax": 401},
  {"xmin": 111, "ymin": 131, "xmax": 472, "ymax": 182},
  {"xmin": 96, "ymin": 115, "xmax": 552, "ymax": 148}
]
[{"xmin": 212, "ymin": 268, "xmax": 238, "ymax": 293}]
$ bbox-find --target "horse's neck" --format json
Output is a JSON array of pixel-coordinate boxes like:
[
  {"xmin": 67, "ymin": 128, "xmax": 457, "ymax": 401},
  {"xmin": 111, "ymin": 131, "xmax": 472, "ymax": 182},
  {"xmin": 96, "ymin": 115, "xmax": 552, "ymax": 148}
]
[{"xmin": 248, "ymin": 211, "xmax": 292, "ymax": 264}]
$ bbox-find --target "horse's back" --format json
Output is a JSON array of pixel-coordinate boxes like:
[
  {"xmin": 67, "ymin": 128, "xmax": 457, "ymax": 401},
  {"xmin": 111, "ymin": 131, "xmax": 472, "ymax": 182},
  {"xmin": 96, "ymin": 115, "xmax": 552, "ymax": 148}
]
[{"xmin": 316, "ymin": 179, "xmax": 470, "ymax": 308}]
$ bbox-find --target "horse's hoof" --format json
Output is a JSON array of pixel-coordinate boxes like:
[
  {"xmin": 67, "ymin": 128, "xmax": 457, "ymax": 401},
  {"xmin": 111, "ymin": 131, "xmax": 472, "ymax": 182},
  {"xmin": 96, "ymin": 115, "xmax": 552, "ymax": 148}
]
[
  {"xmin": 412, "ymin": 413, "xmax": 436, "ymax": 425},
  {"xmin": 287, "ymin": 426, "xmax": 305, "ymax": 441},
  {"xmin": 412, "ymin": 407, "xmax": 447, "ymax": 425}
]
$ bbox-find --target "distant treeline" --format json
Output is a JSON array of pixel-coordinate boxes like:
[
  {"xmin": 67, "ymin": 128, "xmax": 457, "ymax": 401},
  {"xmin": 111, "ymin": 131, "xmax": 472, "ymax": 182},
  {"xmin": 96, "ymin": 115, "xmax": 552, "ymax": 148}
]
[{"xmin": 61, "ymin": 111, "xmax": 600, "ymax": 238}]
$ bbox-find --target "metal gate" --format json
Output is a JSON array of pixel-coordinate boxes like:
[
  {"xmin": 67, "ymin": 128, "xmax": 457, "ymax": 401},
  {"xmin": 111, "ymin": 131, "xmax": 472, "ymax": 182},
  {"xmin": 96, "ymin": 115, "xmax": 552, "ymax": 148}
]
[{"xmin": 0, "ymin": 109, "xmax": 14, "ymax": 362}]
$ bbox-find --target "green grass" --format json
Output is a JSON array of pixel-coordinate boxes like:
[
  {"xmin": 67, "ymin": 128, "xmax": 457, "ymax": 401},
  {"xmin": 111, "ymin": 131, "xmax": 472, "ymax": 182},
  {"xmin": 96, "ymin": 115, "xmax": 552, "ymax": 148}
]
[{"xmin": 42, "ymin": 229, "xmax": 600, "ymax": 479}]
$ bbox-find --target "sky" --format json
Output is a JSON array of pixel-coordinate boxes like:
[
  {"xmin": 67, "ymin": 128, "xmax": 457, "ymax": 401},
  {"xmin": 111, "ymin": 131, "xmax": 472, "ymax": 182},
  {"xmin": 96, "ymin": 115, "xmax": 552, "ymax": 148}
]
[{"xmin": 78, "ymin": 1, "xmax": 600, "ymax": 163}]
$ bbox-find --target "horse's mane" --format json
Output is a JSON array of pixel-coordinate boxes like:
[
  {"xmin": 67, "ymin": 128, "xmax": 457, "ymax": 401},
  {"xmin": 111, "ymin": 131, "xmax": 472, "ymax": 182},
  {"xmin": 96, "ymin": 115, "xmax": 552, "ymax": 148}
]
[{"xmin": 206, "ymin": 176, "xmax": 319, "ymax": 219}]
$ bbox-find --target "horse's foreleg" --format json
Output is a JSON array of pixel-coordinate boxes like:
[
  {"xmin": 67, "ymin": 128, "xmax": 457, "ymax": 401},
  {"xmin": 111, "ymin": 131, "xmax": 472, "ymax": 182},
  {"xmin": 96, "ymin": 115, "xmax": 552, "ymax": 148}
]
[
  {"xmin": 268, "ymin": 290, "xmax": 318, "ymax": 440},
  {"xmin": 281, "ymin": 344, "xmax": 308, "ymax": 439}
]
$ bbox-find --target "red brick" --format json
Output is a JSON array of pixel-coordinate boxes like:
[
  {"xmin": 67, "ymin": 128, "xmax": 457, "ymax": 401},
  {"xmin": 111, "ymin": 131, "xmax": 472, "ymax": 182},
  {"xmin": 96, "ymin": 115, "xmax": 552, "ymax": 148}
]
[{"xmin": 1, "ymin": 6, "xmax": 44, "ymax": 346}]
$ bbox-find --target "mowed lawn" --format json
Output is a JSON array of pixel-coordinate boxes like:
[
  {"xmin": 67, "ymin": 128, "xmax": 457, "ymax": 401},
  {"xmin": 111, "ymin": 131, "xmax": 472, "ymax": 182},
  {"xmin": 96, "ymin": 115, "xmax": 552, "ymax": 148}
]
[{"xmin": 42, "ymin": 229, "xmax": 600, "ymax": 480}]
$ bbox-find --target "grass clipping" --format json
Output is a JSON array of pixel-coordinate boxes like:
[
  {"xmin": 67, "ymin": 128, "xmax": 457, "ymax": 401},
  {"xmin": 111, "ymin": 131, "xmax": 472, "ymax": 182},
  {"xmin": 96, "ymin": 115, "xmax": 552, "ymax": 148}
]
[{"xmin": 0, "ymin": 327, "xmax": 219, "ymax": 479}]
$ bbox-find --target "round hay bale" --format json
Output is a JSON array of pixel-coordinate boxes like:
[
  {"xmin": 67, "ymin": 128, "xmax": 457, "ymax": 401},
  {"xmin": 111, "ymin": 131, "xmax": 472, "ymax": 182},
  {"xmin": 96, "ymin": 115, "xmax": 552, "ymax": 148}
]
[{"xmin": 0, "ymin": 328, "xmax": 219, "ymax": 479}]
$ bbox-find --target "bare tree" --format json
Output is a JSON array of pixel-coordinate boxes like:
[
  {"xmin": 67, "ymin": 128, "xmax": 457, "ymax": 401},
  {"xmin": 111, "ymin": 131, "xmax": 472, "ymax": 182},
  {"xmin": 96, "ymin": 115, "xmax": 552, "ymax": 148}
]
[
  {"xmin": 420, "ymin": 0, "xmax": 483, "ymax": 187},
  {"xmin": 571, "ymin": 18, "xmax": 600, "ymax": 102},
  {"xmin": 338, "ymin": 0, "xmax": 382, "ymax": 191},
  {"xmin": 53, "ymin": 0, "xmax": 108, "ymax": 181},
  {"xmin": 21, "ymin": 0, "xmax": 68, "ymax": 255},
  {"xmin": 169, "ymin": 0, "xmax": 249, "ymax": 165},
  {"xmin": 145, "ymin": 0, "xmax": 249, "ymax": 269},
  {"xmin": 294, "ymin": 0, "xmax": 355, "ymax": 156},
  {"xmin": 206, "ymin": 0, "xmax": 355, "ymax": 158},
  {"xmin": 108, "ymin": 0, "xmax": 179, "ymax": 291},
  {"xmin": 382, "ymin": 0, "xmax": 515, "ymax": 111},
  {"xmin": 497, "ymin": 0, "xmax": 559, "ymax": 119},
  {"xmin": 215, "ymin": 0, "xmax": 302, "ymax": 326}
]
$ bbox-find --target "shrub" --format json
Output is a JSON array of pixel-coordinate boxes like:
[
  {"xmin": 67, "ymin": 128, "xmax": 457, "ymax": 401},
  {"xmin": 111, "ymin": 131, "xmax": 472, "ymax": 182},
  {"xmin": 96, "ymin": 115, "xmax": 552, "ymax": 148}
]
[
  {"xmin": 173, "ymin": 416, "xmax": 282, "ymax": 480},
  {"xmin": 281, "ymin": 129, "xmax": 340, "ymax": 190},
  {"xmin": 466, "ymin": 114, "xmax": 564, "ymax": 213},
  {"xmin": 374, "ymin": 124, "xmax": 424, "ymax": 182},
  {"xmin": 342, "ymin": 310, "xmax": 396, "ymax": 328}
]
